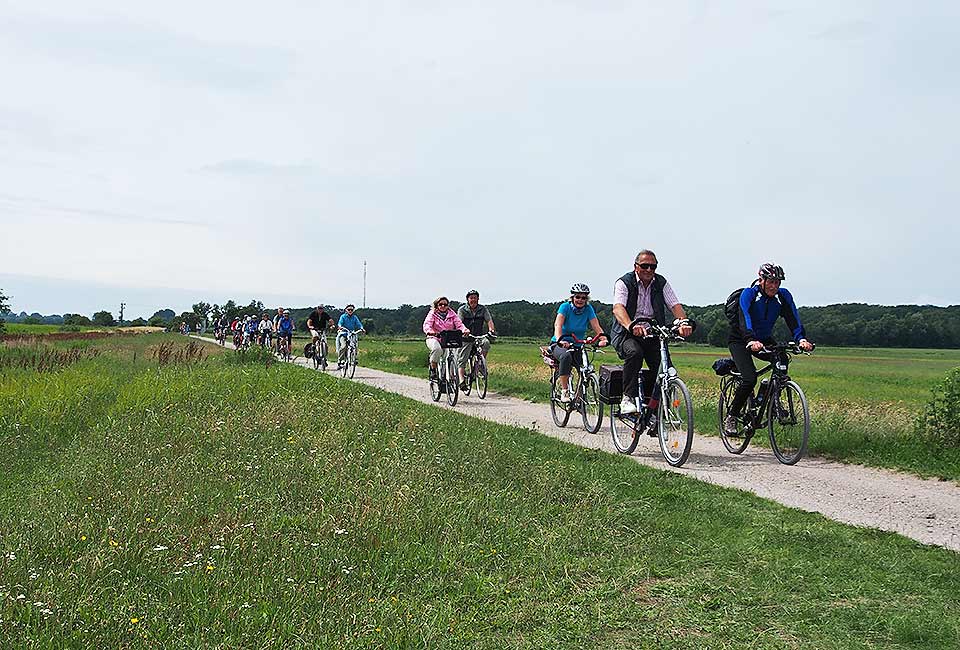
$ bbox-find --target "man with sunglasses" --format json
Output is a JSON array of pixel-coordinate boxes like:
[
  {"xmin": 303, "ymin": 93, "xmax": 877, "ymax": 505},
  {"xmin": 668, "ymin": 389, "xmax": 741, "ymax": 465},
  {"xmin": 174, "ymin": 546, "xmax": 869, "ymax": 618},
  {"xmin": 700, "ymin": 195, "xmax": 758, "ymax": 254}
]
[
  {"xmin": 723, "ymin": 263, "xmax": 814, "ymax": 435},
  {"xmin": 610, "ymin": 249, "xmax": 693, "ymax": 415}
]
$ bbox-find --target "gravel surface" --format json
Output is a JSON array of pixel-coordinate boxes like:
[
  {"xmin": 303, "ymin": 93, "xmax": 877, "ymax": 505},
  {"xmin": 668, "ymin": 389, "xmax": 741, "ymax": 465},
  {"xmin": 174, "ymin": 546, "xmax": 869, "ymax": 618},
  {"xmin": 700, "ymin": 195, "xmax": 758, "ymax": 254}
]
[{"xmin": 199, "ymin": 337, "xmax": 960, "ymax": 552}]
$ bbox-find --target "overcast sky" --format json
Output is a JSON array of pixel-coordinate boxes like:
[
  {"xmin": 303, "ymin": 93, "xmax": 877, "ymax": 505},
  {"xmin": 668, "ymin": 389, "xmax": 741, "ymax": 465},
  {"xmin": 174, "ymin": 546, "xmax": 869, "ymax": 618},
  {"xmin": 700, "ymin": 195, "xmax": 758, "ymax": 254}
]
[{"xmin": 2, "ymin": 1, "xmax": 958, "ymax": 319}]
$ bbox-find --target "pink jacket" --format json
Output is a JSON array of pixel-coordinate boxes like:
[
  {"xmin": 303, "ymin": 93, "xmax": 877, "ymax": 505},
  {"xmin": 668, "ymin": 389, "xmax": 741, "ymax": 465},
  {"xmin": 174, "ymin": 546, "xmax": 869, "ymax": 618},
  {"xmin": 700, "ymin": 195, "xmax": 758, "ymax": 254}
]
[{"xmin": 423, "ymin": 308, "xmax": 468, "ymax": 337}]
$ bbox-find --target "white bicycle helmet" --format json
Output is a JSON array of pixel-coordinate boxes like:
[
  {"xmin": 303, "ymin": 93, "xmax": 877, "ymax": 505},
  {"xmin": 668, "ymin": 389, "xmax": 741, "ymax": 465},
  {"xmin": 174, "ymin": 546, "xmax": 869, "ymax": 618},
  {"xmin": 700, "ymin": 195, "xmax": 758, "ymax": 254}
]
[
  {"xmin": 570, "ymin": 283, "xmax": 590, "ymax": 295},
  {"xmin": 758, "ymin": 263, "xmax": 785, "ymax": 281}
]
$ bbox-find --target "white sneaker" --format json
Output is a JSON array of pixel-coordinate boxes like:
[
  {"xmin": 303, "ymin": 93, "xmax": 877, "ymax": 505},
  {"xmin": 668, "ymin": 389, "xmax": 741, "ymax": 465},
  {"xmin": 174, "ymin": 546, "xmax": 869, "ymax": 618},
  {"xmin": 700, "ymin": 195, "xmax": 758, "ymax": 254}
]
[
  {"xmin": 619, "ymin": 397, "xmax": 638, "ymax": 415},
  {"xmin": 560, "ymin": 389, "xmax": 572, "ymax": 403}
]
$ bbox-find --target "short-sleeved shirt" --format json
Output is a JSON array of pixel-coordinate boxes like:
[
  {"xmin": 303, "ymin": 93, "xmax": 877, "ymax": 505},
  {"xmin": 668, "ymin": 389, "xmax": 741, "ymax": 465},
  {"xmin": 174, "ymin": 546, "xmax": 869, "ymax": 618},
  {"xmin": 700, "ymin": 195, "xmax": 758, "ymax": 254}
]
[
  {"xmin": 338, "ymin": 313, "xmax": 363, "ymax": 332},
  {"xmin": 308, "ymin": 310, "xmax": 331, "ymax": 330},
  {"xmin": 457, "ymin": 304, "xmax": 492, "ymax": 336},
  {"xmin": 551, "ymin": 301, "xmax": 597, "ymax": 343},
  {"xmin": 613, "ymin": 273, "xmax": 680, "ymax": 320}
]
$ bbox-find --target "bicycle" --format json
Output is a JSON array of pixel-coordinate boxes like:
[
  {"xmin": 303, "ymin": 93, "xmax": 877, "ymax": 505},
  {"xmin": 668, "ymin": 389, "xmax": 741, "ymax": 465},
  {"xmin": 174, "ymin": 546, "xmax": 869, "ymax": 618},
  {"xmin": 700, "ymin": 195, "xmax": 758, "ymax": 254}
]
[
  {"xmin": 542, "ymin": 335, "xmax": 605, "ymax": 434},
  {"xmin": 429, "ymin": 330, "xmax": 467, "ymax": 406},
  {"xmin": 215, "ymin": 326, "xmax": 227, "ymax": 346},
  {"xmin": 276, "ymin": 333, "xmax": 292, "ymax": 362},
  {"xmin": 232, "ymin": 328, "xmax": 243, "ymax": 349},
  {"xmin": 339, "ymin": 329, "xmax": 364, "ymax": 379},
  {"xmin": 716, "ymin": 341, "xmax": 813, "ymax": 465},
  {"xmin": 609, "ymin": 319, "xmax": 694, "ymax": 468},
  {"xmin": 461, "ymin": 332, "xmax": 496, "ymax": 399}
]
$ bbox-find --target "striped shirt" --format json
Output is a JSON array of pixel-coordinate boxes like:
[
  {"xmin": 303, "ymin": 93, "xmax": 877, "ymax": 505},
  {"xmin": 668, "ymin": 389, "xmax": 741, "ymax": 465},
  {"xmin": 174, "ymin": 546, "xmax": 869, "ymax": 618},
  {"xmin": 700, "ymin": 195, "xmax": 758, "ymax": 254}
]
[{"xmin": 613, "ymin": 273, "xmax": 680, "ymax": 320}]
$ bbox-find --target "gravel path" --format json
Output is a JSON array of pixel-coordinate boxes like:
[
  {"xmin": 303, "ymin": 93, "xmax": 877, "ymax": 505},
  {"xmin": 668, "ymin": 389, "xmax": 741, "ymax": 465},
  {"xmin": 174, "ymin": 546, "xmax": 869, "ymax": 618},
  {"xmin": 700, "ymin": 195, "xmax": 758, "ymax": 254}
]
[{"xmin": 198, "ymin": 337, "xmax": 960, "ymax": 552}]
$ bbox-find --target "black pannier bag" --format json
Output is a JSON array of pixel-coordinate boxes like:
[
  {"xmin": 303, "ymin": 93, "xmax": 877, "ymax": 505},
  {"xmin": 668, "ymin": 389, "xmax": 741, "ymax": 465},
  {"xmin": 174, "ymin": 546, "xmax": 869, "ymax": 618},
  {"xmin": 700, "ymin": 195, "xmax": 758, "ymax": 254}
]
[
  {"xmin": 599, "ymin": 365, "xmax": 624, "ymax": 404},
  {"xmin": 713, "ymin": 357, "xmax": 736, "ymax": 376},
  {"xmin": 438, "ymin": 330, "xmax": 463, "ymax": 349}
]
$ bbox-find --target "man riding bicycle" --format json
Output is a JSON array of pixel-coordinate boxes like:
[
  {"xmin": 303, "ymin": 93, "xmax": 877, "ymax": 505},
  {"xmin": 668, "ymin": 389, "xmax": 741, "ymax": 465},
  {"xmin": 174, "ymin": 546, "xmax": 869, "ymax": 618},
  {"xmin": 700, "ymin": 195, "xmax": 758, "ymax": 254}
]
[
  {"xmin": 336, "ymin": 304, "xmax": 364, "ymax": 369},
  {"xmin": 307, "ymin": 305, "xmax": 334, "ymax": 359},
  {"xmin": 277, "ymin": 309, "xmax": 294, "ymax": 353},
  {"xmin": 723, "ymin": 263, "xmax": 814, "ymax": 435},
  {"xmin": 550, "ymin": 284, "xmax": 608, "ymax": 403},
  {"xmin": 457, "ymin": 289, "xmax": 496, "ymax": 390},
  {"xmin": 258, "ymin": 312, "xmax": 275, "ymax": 348},
  {"xmin": 610, "ymin": 249, "xmax": 693, "ymax": 415}
]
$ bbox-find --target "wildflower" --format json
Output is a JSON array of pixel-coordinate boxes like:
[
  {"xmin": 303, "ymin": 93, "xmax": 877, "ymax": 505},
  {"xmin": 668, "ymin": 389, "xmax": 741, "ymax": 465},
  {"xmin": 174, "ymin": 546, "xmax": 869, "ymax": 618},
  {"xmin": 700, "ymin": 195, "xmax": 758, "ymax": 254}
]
[
  {"xmin": 334, "ymin": 528, "xmax": 347, "ymax": 535},
  {"xmin": 152, "ymin": 545, "xmax": 168, "ymax": 552},
  {"xmin": 145, "ymin": 517, "xmax": 154, "ymax": 523},
  {"xmin": 206, "ymin": 565, "xmax": 215, "ymax": 572},
  {"xmin": 80, "ymin": 536, "xmax": 86, "ymax": 541},
  {"xmin": 130, "ymin": 617, "xmax": 139, "ymax": 624},
  {"xmin": 368, "ymin": 597, "xmax": 376, "ymax": 603},
  {"xmin": 109, "ymin": 540, "xmax": 119, "ymax": 547}
]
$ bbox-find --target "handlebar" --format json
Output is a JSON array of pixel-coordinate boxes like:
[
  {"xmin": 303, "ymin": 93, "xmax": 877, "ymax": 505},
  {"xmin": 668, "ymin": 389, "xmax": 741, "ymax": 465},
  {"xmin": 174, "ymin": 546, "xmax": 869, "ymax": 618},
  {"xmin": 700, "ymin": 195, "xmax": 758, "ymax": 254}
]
[{"xmin": 760, "ymin": 341, "xmax": 815, "ymax": 355}]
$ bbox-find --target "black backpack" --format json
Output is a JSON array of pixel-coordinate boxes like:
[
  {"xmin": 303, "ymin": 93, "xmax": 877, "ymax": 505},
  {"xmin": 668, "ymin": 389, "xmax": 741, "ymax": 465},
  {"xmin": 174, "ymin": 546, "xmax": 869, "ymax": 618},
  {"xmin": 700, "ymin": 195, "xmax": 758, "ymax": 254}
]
[{"xmin": 724, "ymin": 288, "xmax": 745, "ymax": 328}]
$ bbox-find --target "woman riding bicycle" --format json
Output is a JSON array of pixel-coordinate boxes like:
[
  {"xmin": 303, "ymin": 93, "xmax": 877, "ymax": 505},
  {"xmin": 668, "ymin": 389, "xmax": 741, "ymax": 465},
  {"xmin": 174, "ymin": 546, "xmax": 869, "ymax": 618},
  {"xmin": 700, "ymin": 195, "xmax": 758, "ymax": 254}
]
[
  {"xmin": 423, "ymin": 296, "xmax": 471, "ymax": 382},
  {"xmin": 550, "ymin": 284, "xmax": 608, "ymax": 403}
]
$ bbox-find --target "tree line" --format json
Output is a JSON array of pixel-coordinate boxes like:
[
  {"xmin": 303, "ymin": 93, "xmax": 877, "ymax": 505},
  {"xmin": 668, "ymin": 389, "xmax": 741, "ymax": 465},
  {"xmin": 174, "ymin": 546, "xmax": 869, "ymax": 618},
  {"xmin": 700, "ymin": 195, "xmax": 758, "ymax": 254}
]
[{"xmin": 3, "ymin": 285, "xmax": 959, "ymax": 348}]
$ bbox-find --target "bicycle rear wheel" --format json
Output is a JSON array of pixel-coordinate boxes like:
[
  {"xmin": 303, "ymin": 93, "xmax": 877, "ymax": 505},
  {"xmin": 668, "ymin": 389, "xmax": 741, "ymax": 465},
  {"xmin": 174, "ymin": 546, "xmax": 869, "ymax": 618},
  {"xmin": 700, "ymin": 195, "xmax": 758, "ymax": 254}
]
[
  {"xmin": 580, "ymin": 374, "xmax": 603, "ymax": 433},
  {"xmin": 445, "ymin": 353, "xmax": 459, "ymax": 406},
  {"xmin": 718, "ymin": 376, "xmax": 750, "ymax": 454},
  {"xmin": 475, "ymin": 355, "xmax": 488, "ymax": 399},
  {"xmin": 768, "ymin": 380, "xmax": 809, "ymax": 465},
  {"xmin": 658, "ymin": 378, "xmax": 693, "ymax": 467},
  {"xmin": 610, "ymin": 405, "xmax": 640, "ymax": 454},
  {"xmin": 550, "ymin": 369, "xmax": 571, "ymax": 427}
]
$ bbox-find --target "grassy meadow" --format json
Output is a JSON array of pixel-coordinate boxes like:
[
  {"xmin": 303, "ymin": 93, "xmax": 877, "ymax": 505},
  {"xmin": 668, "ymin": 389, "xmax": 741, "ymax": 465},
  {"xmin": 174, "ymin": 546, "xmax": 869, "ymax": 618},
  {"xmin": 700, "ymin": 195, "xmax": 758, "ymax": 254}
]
[
  {"xmin": 352, "ymin": 337, "xmax": 960, "ymax": 481},
  {"xmin": 1, "ymin": 333, "xmax": 958, "ymax": 648}
]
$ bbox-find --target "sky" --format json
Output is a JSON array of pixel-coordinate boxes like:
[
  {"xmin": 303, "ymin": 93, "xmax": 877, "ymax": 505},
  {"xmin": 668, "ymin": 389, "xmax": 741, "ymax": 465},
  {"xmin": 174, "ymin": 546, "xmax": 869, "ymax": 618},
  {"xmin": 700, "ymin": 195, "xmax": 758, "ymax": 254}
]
[{"xmin": 1, "ymin": 1, "xmax": 958, "ymax": 319}]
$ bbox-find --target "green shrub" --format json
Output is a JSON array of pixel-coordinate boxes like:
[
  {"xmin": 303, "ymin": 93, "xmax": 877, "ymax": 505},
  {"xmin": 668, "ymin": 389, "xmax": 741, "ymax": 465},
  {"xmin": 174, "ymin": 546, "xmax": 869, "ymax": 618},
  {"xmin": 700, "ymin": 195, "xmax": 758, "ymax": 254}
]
[{"xmin": 916, "ymin": 367, "xmax": 960, "ymax": 448}]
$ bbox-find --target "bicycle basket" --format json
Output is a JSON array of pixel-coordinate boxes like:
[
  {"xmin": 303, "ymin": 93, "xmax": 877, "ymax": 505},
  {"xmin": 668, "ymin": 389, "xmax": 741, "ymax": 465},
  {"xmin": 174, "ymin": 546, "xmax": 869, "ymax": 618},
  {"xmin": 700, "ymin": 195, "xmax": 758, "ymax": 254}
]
[
  {"xmin": 438, "ymin": 330, "xmax": 463, "ymax": 349},
  {"xmin": 599, "ymin": 365, "xmax": 624, "ymax": 404},
  {"xmin": 712, "ymin": 358, "xmax": 736, "ymax": 376},
  {"xmin": 540, "ymin": 345, "xmax": 556, "ymax": 368}
]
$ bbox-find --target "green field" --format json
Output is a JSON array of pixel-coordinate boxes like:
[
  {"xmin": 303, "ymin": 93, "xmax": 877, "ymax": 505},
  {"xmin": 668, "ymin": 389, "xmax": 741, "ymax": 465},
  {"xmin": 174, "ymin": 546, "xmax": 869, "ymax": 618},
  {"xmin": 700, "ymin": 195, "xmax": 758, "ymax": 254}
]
[
  {"xmin": 1, "ymin": 333, "xmax": 958, "ymax": 648},
  {"xmin": 352, "ymin": 338, "xmax": 960, "ymax": 481}
]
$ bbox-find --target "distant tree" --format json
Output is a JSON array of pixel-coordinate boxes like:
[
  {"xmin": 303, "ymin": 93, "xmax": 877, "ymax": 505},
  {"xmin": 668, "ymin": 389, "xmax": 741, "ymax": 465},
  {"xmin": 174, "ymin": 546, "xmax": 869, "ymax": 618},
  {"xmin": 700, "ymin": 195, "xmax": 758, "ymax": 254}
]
[
  {"xmin": 23, "ymin": 316, "xmax": 43, "ymax": 325},
  {"xmin": 92, "ymin": 311, "xmax": 116, "ymax": 326},
  {"xmin": 148, "ymin": 315, "xmax": 167, "ymax": 327},
  {"xmin": 221, "ymin": 300, "xmax": 239, "ymax": 320},
  {"xmin": 708, "ymin": 319, "xmax": 729, "ymax": 348},
  {"xmin": 192, "ymin": 301, "xmax": 212, "ymax": 328},
  {"xmin": 149, "ymin": 309, "xmax": 176, "ymax": 324},
  {"xmin": 0, "ymin": 289, "xmax": 10, "ymax": 333},
  {"xmin": 64, "ymin": 313, "xmax": 93, "ymax": 326},
  {"xmin": 129, "ymin": 317, "xmax": 148, "ymax": 327}
]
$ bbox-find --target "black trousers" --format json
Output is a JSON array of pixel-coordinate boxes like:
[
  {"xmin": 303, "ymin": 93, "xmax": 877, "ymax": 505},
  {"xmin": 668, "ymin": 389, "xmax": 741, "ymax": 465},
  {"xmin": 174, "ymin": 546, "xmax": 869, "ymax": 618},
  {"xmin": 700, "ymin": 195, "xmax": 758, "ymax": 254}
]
[
  {"xmin": 728, "ymin": 342, "xmax": 775, "ymax": 415},
  {"xmin": 621, "ymin": 336, "xmax": 661, "ymax": 399}
]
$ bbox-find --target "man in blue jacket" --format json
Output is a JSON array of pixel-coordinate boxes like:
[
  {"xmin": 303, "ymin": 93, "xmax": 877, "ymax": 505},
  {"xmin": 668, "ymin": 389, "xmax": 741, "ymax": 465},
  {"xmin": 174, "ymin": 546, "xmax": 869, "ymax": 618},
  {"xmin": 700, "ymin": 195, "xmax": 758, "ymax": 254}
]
[
  {"xmin": 336, "ymin": 304, "xmax": 364, "ymax": 369},
  {"xmin": 724, "ymin": 263, "xmax": 814, "ymax": 435}
]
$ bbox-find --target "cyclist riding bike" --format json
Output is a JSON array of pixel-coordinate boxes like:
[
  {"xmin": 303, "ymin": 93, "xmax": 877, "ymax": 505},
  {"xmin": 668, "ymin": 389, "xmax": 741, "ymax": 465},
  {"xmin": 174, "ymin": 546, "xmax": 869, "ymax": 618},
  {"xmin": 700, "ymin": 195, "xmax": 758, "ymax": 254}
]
[
  {"xmin": 258, "ymin": 312, "xmax": 275, "ymax": 348},
  {"xmin": 277, "ymin": 309, "xmax": 294, "ymax": 353},
  {"xmin": 456, "ymin": 289, "xmax": 496, "ymax": 390},
  {"xmin": 243, "ymin": 315, "xmax": 258, "ymax": 348},
  {"xmin": 723, "ymin": 263, "xmax": 815, "ymax": 435},
  {"xmin": 550, "ymin": 284, "xmax": 608, "ymax": 403},
  {"xmin": 423, "ymin": 296, "xmax": 471, "ymax": 381},
  {"xmin": 272, "ymin": 307, "xmax": 284, "ymax": 350},
  {"xmin": 336, "ymin": 304, "xmax": 364, "ymax": 369},
  {"xmin": 610, "ymin": 249, "xmax": 693, "ymax": 415},
  {"xmin": 307, "ymin": 305, "xmax": 334, "ymax": 359}
]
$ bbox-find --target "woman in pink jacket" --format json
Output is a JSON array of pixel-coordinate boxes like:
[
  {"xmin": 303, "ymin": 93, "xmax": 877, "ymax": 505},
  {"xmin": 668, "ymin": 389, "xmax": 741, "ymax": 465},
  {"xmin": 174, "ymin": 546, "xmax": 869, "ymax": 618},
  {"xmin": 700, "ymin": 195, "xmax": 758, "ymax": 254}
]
[{"xmin": 423, "ymin": 296, "xmax": 470, "ymax": 381}]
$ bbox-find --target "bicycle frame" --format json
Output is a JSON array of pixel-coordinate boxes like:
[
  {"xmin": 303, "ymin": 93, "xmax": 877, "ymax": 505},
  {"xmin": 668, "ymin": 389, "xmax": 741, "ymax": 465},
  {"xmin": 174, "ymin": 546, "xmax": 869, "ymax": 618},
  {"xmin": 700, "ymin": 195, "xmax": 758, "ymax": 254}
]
[{"xmin": 613, "ymin": 324, "xmax": 680, "ymax": 425}]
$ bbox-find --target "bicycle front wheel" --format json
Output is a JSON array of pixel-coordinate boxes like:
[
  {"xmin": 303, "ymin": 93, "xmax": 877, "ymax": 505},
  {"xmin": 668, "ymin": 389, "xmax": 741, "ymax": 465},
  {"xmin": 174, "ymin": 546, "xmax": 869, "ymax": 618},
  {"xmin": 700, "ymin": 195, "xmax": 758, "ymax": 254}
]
[
  {"xmin": 550, "ymin": 370, "xmax": 571, "ymax": 427},
  {"xmin": 348, "ymin": 344, "xmax": 357, "ymax": 379},
  {"xmin": 718, "ymin": 376, "xmax": 750, "ymax": 454},
  {"xmin": 476, "ymin": 355, "xmax": 488, "ymax": 400},
  {"xmin": 768, "ymin": 380, "xmax": 809, "ymax": 465},
  {"xmin": 658, "ymin": 378, "xmax": 693, "ymax": 467},
  {"xmin": 580, "ymin": 374, "xmax": 603, "ymax": 433},
  {"xmin": 445, "ymin": 353, "xmax": 459, "ymax": 406}
]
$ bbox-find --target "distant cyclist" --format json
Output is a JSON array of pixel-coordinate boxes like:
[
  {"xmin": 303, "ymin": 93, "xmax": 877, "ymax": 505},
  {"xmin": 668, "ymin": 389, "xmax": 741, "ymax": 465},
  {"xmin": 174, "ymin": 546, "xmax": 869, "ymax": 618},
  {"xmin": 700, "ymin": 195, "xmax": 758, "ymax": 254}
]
[
  {"xmin": 277, "ymin": 309, "xmax": 294, "ymax": 352},
  {"xmin": 258, "ymin": 312, "xmax": 275, "ymax": 348},
  {"xmin": 423, "ymin": 296, "xmax": 471, "ymax": 382},
  {"xmin": 336, "ymin": 304, "xmax": 364, "ymax": 369},
  {"xmin": 457, "ymin": 289, "xmax": 496, "ymax": 390},
  {"xmin": 307, "ymin": 305, "xmax": 334, "ymax": 358},
  {"xmin": 550, "ymin": 284, "xmax": 608, "ymax": 403},
  {"xmin": 610, "ymin": 249, "xmax": 693, "ymax": 415},
  {"xmin": 723, "ymin": 263, "xmax": 814, "ymax": 435},
  {"xmin": 243, "ymin": 315, "xmax": 258, "ymax": 347},
  {"xmin": 272, "ymin": 307, "xmax": 284, "ymax": 350}
]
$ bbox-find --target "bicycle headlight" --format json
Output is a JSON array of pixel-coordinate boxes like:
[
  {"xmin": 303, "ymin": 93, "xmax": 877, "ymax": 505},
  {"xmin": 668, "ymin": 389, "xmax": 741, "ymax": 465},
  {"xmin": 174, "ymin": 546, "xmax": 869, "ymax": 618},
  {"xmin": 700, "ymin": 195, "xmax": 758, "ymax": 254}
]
[
  {"xmin": 667, "ymin": 366, "xmax": 678, "ymax": 378},
  {"xmin": 776, "ymin": 362, "xmax": 788, "ymax": 371}
]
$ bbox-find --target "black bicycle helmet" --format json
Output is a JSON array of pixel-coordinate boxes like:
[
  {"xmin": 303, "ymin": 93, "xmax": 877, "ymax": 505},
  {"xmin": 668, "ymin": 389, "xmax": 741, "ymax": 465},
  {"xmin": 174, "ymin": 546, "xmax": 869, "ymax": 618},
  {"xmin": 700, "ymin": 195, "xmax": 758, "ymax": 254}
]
[
  {"xmin": 758, "ymin": 263, "xmax": 785, "ymax": 281},
  {"xmin": 570, "ymin": 283, "xmax": 590, "ymax": 295},
  {"xmin": 466, "ymin": 289, "xmax": 479, "ymax": 299}
]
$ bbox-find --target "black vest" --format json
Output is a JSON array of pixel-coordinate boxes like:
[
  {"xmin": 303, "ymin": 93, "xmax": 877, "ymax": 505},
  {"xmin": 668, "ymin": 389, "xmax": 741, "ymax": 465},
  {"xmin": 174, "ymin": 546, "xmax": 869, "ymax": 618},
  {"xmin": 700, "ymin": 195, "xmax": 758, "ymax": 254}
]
[{"xmin": 610, "ymin": 271, "xmax": 668, "ymax": 353}]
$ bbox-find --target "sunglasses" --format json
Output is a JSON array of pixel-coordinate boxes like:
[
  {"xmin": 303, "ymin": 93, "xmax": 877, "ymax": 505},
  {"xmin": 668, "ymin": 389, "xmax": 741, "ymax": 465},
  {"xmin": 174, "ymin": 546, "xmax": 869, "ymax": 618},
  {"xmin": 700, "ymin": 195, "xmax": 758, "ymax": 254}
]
[
  {"xmin": 572, "ymin": 294, "xmax": 589, "ymax": 300},
  {"xmin": 437, "ymin": 302, "xmax": 449, "ymax": 307},
  {"xmin": 636, "ymin": 263, "xmax": 658, "ymax": 270}
]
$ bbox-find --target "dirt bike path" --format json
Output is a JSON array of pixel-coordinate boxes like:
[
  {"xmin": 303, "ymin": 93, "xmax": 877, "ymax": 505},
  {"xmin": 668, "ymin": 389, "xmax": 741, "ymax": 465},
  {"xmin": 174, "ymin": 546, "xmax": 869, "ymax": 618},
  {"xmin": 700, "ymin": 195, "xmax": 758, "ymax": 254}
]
[{"xmin": 196, "ymin": 337, "xmax": 960, "ymax": 552}]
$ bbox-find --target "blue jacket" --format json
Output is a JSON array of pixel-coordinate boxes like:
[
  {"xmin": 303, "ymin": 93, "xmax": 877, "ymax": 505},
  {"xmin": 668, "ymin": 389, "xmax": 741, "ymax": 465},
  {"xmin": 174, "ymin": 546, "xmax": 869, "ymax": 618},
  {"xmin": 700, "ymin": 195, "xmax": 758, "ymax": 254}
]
[
  {"xmin": 338, "ymin": 313, "xmax": 363, "ymax": 332},
  {"xmin": 734, "ymin": 286, "xmax": 805, "ymax": 343},
  {"xmin": 278, "ymin": 316, "xmax": 294, "ymax": 333}
]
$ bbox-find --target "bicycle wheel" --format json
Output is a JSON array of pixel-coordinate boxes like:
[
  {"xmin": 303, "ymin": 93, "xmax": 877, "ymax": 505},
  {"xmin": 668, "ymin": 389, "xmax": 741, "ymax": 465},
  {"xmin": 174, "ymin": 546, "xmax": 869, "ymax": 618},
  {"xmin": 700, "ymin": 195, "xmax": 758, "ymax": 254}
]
[
  {"xmin": 445, "ymin": 353, "xmax": 459, "ymax": 406},
  {"xmin": 658, "ymin": 378, "xmax": 694, "ymax": 467},
  {"xmin": 718, "ymin": 376, "xmax": 750, "ymax": 454},
  {"xmin": 476, "ymin": 355, "xmax": 488, "ymax": 400},
  {"xmin": 610, "ymin": 404, "xmax": 640, "ymax": 454},
  {"xmin": 313, "ymin": 344, "xmax": 321, "ymax": 370},
  {"xmin": 320, "ymin": 338, "xmax": 328, "ymax": 370},
  {"xmin": 550, "ymin": 369, "xmax": 571, "ymax": 427},
  {"xmin": 462, "ymin": 354, "xmax": 473, "ymax": 396},
  {"xmin": 580, "ymin": 374, "xmax": 603, "ymax": 434},
  {"xmin": 348, "ymin": 342, "xmax": 357, "ymax": 379},
  {"xmin": 768, "ymin": 380, "xmax": 809, "ymax": 465},
  {"xmin": 340, "ymin": 341, "xmax": 349, "ymax": 377}
]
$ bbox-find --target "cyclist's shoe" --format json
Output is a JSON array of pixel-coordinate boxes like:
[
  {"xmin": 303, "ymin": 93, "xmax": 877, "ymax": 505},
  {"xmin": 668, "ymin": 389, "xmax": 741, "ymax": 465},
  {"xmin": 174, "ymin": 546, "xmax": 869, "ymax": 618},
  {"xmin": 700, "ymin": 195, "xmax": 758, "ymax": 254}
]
[
  {"xmin": 460, "ymin": 380, "xmax": 469, "ymax": 391},
  {"xmin": 560, "ymin": 389, "xmax": 572, "ymax": 403},
  {"xmin": 644, "ymin": 414, "xmax": 658, "ymax": 437},
  {"xmin": 619, "ymin": 397, "xmax": 638, "ymax": 415},
  {"xmin": 723, "ymin": 415, "xmax": 741, "ymax": 437},
  {"xmin": 429, "ymin": 368, "xmax": 438, "ymax": 382}
]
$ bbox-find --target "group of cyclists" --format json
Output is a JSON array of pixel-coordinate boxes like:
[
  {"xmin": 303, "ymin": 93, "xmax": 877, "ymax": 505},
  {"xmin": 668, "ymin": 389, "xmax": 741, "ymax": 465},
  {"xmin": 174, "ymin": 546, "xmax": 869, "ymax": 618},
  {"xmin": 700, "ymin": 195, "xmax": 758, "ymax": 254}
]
[
  {"xmin": 422, "ymin": 289, "xmax": 497, "ymax": 391},
  {"xmin": 213, "ymin": 305, "xmax": 365, "ymax": 369},
  {"xmin": 538, "ymin": 250, "xmax": 814, "ymax": 437}
]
